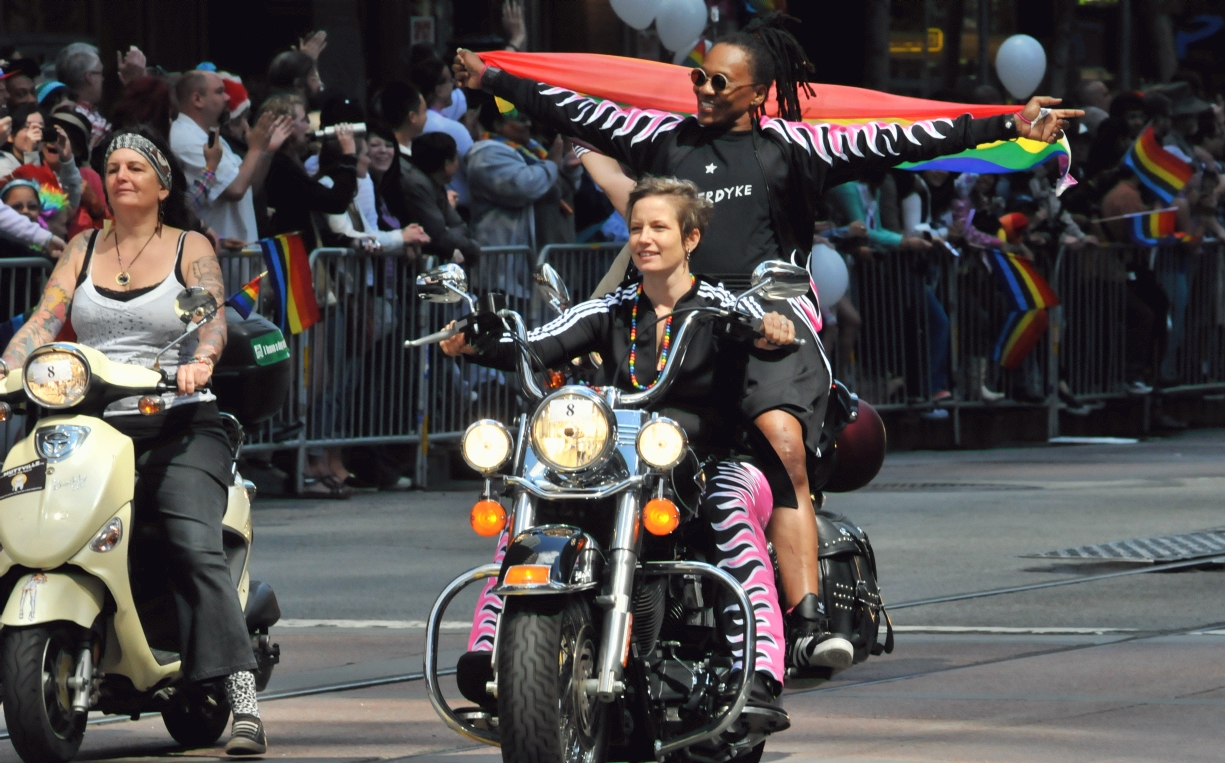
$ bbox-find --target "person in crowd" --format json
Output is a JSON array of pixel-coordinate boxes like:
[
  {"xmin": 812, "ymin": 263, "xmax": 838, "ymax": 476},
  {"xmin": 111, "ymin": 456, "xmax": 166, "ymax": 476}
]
[
  {"xmin": 0, "ymin": 104, "xmax": 46, "ymax": 175},
  {"xmin": 1, "ymin": 176, "xmax": 43, "ymax": 226},
  {"xmin": 0, "ymin": 66, "xmax": 12, "ymax": 110},
  {"xmin": 171, "ymin": 70, "xmax": 291, "ymax": 250},
  {"xmin": 268, "ymin": 39, "xmax": 325, "ymax": 106},
  {"xmin": 371, "ymin": 81, "xmax": 430, "ymax": 162},
  {"xmin": 1161, "ymin": 169, "xmax": 1224, "ymax": 384},
  {"xmin": 411, "ymin": 57, "xmax": 473, "ymax": 207},
  {"xmin": 0, "ymin": 104, "xmax": 83, "ymax": 222},
  {"xmin": 1077, "ymin": 79, "xmax": 1113, "ymax": 138},
  {"xmin": 466, "ymin": 99, "xmax": 562, "ymax": 248},
  {"xmin": 1084, "ymin": 92, "xmax": 1147, "ymax": 181},
  {"xmin": 109, "ymin": 76, "xmax": 173, "ymax": 142},
  {"xmin": 1160, "ymin": 83, "xmax": 1212, "ymax": 167},
  {"xmin": 55, "ymin": 42, "xmax": 110, "ymax": 149},
  {"xmin": 219, "ymin": 72, "xmax": 253, "ymax": 150},
  {"xmin": 0, "ymin": 126, "xmax": 268, "ymax": 755},
  {"xmin": 401, "ymin": 130, "xmax": 480, "ymax": 264},
  {"xmin": 0, "ymin": 186, "xmax": 65, "ymax": 258},
  {"xmin": 2, "ymin": 58, "xmax": 38, "ymax": 107},
  {"xmin": 36, "ymin": 80, "xmax": 74, "ymax": 111},
  {"xmin": 1, "ymin": 165, "xmax": 70, "ymax": 242},
  {"xmin": 51, "ymin": 107, "xmax": 108, "ymax": 236}
]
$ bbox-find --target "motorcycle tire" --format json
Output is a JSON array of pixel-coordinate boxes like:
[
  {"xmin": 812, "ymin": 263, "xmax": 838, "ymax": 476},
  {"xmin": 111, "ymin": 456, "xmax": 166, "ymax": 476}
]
[
  {"xmin": 497, "ymin": 596, "xmax": 608, "ymax": 763},
  {"xmin": 1, "ymin": 623, "xmax": 88, "ymax": 763},
  {"xmin": 162, "ymin": 696, "xmax": 231, "ymax": 749}
]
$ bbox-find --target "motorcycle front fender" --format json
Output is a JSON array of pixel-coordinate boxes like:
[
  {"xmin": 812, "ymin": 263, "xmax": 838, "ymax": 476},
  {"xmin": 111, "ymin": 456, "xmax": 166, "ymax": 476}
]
[
  {"xmin": 492, "ymin": 525, "xmax": 604, "ymax": 596},
  {"xmin": 1, "ymin": 571, "xmax": 104, "ymax": 629}
]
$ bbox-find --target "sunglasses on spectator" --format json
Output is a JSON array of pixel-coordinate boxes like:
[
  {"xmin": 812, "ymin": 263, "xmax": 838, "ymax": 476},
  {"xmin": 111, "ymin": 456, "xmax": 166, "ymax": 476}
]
[{"xmin": 689, "ymin": 68, "xmax": 753, "ymax": 94}]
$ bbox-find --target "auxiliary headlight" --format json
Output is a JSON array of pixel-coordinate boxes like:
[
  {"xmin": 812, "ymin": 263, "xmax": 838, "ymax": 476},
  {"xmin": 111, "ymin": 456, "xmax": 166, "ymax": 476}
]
[
  {"xmin": 23, "ymin": 346, "xmax": 90, "ymax": 409},
  {"xmin": 530, "ymin": 387, "xmax": 614, "ymax": 472},
  {"xmin": 461, "ymin": 420, "xmax": 512, "ymax": 472},
  {"xmin": 636, "ymin": 417, "xmax": 687, "ymax": 470}
]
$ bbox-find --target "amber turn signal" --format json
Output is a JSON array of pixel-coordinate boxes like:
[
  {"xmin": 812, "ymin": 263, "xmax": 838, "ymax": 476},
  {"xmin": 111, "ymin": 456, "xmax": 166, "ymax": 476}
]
[
  {"xmin": 470, "ymin": 499, "xmax": 507, "ymax": 537},
  {"xmin": 642, "ymin": 498, "xmax": 680, "ymax": 536},
  {"xmin": 0, "ymin": 402, "xmax": 10, "ymax": 423},
  {"xmin": 503, "ymin": 564, "xmax": 551, "ymax": 586},
  {"xmin": 137, "ymin": 396, "xmax": 164, "ymax": 415}
]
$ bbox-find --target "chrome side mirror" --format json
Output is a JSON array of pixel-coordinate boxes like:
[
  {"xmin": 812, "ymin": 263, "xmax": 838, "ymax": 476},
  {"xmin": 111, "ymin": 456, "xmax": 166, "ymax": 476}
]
[
  {"xmin": 750, "ymin": 260, "xmax": 811, "ymax": 301},
  {"xmin": 175, "ymin": 286, "xmax": 220, "ymax": 325},
  {"xmin": 534, "ymin": 263, "xmax": 571, "ymax": 315},
  {"xmin": 416, "ymin": 264, "xmax": 473, "ymax": 307}
]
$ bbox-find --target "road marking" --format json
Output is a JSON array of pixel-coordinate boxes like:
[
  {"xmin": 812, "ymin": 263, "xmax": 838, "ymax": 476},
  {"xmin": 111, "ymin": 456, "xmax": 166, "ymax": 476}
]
[
  {"xmin": 1187, "ymin": 629, "xmax": 1225, "ymax": 636},
  {"xmin": 893, "ymin": 626, "xmax": 1138, "ymax": 635},
  {"xmin": 278, "ymin": 619, "xmax": 471, "ymax": 630}
]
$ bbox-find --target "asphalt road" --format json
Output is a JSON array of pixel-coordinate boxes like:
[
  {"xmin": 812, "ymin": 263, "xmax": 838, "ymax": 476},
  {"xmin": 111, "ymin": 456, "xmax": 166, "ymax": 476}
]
[{"xmin": 2, "ymin": 430, "xmax": 1223, "ymax": 761}]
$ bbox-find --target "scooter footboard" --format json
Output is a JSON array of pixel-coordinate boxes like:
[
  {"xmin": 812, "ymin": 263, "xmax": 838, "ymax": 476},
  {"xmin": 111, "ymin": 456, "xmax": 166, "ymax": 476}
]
[
  {"xmin": 423, "ymin": 564, "xmax": 501, "ymax": 748},
  {"xmin": 1, "ymin": 571, "xmax": 105, "ymax": 629}
]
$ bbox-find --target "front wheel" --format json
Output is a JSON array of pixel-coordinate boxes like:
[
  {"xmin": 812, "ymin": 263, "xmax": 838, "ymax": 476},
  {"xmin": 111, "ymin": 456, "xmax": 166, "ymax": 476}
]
[
  {"xmin": 498, "ymin": 596, "xmax": 608, "ymax": 763},
  {"xmin": 1, "ymin": 624, "xmax": 89, "ymax": 763}
]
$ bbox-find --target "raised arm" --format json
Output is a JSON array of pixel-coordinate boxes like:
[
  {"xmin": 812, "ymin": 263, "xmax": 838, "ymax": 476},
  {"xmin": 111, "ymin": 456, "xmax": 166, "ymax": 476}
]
[
  {"xmin": 577, "ymin": 147, "xmax": 635, "ymax": 219},
  {"xmin": 0, "ymin": 232, "xmax": 89, "ymax": 373},
  {"xmin": 180, "ymin": 231, "xmax": 228, "ymax": 395}
]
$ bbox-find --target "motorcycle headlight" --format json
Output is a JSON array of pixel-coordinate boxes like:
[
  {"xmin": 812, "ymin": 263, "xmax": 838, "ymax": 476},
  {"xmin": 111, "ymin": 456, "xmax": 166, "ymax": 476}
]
[
  {"xmin": 462, "ymin": 419, "xmax": 513, "ymax": 473},
  {"xmin": 23, "ymin": 346, "xmax": 90, "ymax": 410},
  {"xmin": 637, "ymin": 417, "xmax": 687, "ymax": 470},
  {"xmin": 530, "ymin": 387, "xmax": 614, "ymax": 472}
]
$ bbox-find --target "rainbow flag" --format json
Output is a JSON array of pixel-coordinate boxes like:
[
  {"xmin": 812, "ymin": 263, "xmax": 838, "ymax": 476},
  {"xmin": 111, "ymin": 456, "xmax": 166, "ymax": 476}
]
[
  {"xmin": 989, "ymin": 251, "xmax": 1059, "ymax": 312},
  {"xmin": 900, "ymin": 137, "xmax": 1074, "ymax": 195},
  {"xmin": 477, "ymin": 51, "xmax": 1072, "ymax": 191},
  {"xmin": 1122, "ymin": 127, "xmax": 1193, "ymax": 203},
  {"xmin": 993, "ymin": 308, "xmax": 1049, "ymax": 370},
  {"xmin": 259, "ymin": 233, "xmax": 320, "ymax": 334},
  {"xmin": 225, "ymin": 271, "xmax": 265, "ymax": 320},
  {"xmin": 1124, "ymin": 208, "xmax": 1192, "ymax": 245}
]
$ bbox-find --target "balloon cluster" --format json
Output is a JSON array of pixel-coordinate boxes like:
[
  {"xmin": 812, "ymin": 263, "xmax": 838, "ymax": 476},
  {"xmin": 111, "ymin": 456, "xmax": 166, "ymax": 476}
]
[{"xmin": 611, "ymin": 0, "xmax": 709, "ymax": 54}]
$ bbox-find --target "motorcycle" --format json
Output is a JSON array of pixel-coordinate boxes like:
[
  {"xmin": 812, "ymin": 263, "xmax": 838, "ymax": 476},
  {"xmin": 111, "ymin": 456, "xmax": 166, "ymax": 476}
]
[
  {"xmin": 0, "ymin": 287, "xmax": 285, "ymax": 763},
  {"xmin": 418, "ymin": 261, "xmax": 829, "ymax": 763}
]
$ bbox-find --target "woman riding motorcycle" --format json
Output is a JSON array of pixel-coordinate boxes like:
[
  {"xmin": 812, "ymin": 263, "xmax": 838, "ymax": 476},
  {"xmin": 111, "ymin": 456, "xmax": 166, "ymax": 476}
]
[
  {"xmin": 0, "ymin": 128, "xmax": 268, "ymax": 756},
  {"xmin": 442, "ymin": 176, "xmax": 796, "ymax": 707}
]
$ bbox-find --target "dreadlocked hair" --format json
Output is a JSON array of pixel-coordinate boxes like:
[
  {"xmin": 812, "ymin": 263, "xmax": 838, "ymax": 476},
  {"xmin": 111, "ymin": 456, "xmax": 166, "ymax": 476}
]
[{"xmin": 721, "ymin": 12, "xmax": 814, "ymax": 122}]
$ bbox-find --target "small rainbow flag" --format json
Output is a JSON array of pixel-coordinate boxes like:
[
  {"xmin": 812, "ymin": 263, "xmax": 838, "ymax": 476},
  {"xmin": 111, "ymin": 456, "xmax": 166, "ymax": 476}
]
[
  {"xmin": 225, "ymin": 271, "xmax": 265, "ymax": 320},
  {"xmin": 900, "ymin": 136, "xmax": 1076, "ymax": 195},
  {"xmin": 259, "ymin": 233, "xmax": 320, "ymax": 334},
  {"xmin": 1125, "ymin": 208, "xmax": 1192, "ymax": 246},
  {"xmin": 993, "ymin": 308, "xmax": 1049, "ymax": 370},
  {"xmin": 1122, "ymin": 126, "xmax": 1193, "ymax": 204},
  {"xmin": 989, "ymin": 250, "xmax": 1059, "ymax": 313}
]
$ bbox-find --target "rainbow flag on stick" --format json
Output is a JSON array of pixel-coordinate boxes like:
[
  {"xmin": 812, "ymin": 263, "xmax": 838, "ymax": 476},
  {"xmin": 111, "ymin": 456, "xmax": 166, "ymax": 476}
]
[
  {"xmin": 1122, "ymin": 126, "xmax": 1193, "ymax": 204},
  {"xmin": 993, "ymin": 308, "xmax": 1049, "ymax": 370},
  {"xmin": 989, "ymin": 250, "xmax": 1060, "ymax": 312},
  {"xmin": 225, "ymin": 271, "xmax": 265, "ymax": 320},
  {"xmin": 259, "ymin": 233, "xmax": 320, "ymax": 334},
  {"xmin": 1124, "ymin": 208, "xmax": 1192, "ymax": 246}
]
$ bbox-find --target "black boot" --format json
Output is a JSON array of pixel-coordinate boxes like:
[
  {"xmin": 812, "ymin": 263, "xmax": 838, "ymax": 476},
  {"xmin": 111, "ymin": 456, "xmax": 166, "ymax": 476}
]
[
  {"xmin": 455, "ymin": 651, "xmax": 497, "ymax": 712},
  {"xmin": 786, "ymin": 593, "xmax": 853, "ymax": 674}
]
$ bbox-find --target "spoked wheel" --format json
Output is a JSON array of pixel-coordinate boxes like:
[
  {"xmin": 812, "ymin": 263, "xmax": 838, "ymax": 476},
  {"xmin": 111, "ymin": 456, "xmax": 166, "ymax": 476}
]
[
  {"xmin": 1, "ymin": 624, "xmax": 89, "ymax": 763},
  {"xmin": 498, "ymin": 596, "xmax": 608, "ymax": 763}
]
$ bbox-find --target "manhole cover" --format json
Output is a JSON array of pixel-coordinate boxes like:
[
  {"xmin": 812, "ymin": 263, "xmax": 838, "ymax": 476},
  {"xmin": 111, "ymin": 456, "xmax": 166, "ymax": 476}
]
[
  {"xmin": 862, "ymin": 482, "xmax": 1041, "ymax": 492},
  {"xmin": 1022, "ymin": 528, "xmax": 1225, "ymax": 564}
]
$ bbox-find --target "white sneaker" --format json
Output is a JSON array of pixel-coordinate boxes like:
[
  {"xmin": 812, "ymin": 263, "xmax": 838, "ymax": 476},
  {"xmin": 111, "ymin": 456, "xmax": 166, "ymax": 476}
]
[
  {"xmin": 981, "ymin": 384, "xmax": 1006, "ymax": 403},
  {"xmin": 792, "ymin": 632, "xmax": 854, "ymax": 673}
]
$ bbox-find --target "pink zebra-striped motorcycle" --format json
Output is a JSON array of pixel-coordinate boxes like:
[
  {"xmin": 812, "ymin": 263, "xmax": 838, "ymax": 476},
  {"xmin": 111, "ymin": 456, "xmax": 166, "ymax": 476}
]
[{"xmin": 415, "ymin": 261, "xmax": 829, "ymax": 763}]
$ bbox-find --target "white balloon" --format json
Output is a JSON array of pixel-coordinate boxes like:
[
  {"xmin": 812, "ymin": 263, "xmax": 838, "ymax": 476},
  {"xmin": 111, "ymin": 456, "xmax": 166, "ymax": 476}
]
[
  {"xmin": 994, "ymin": 34, "xmax": 1047, "ymax": 101},
  {"xmin": 611, "ymin": 0, "xmax": 656, "ymax": 31},
  {"xmin": 808, "ymin": 243, "xmax": 849, "ymax": 307},
  {"xmin": 656, "ymin": 0, "xmax": 708, "ymax": 52}
]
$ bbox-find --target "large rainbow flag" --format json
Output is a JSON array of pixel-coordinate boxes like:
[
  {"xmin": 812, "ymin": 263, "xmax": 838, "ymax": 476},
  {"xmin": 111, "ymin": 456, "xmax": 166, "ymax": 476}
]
[
  {"xmin": 1122, "ymin": 126, "xmax": 1193, "ymax": 203},
  {"xmin": 480, "ymin": 51, "xmax": 1073, "ymax": 191},
  {"xmin": 259, "ymin": 234, "xmax": 319, "ymax": 334}
]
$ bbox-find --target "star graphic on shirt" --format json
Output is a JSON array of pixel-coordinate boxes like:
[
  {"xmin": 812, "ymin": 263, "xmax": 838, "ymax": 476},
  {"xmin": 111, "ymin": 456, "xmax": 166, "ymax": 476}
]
[{"xmin": 705, "ymin": 163, "xmax": 717, "ymax": 174}]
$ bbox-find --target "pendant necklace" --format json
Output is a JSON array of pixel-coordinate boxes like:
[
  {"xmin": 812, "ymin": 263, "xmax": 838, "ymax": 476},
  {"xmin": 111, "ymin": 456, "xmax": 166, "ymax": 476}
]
[{"xmin": 114, "ymin": 230, "xmax": 157, "ymax": 287}]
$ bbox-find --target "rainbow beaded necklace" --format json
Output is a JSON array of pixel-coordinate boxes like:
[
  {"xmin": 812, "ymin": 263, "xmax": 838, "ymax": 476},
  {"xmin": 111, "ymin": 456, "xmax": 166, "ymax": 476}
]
[{"xmin": 628, "ymin": 275, "xmax": 694, "ymax": 390}]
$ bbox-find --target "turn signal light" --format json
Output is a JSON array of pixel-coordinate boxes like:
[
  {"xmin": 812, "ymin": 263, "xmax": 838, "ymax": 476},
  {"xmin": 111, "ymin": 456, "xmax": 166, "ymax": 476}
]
[
  {"xmin": 503, "ymin": 564, "xmax": 551, "ymax": 586},
  {"xmin": 642, "ymin": 498, "xmax": 680, "ymax": 536},
  {"xmin": 138, "ymin": 396, "xmax": 164, "ymax": 415},
  {"xmin": 0, "ymin": 402, "xmax": 10, "ymax": 423},
  {"xmin": 88, "ymin": 518, "xmax": 124, "ymax": 553},
  {"xmin": 470, "ymin": 499, "xmax": 507, "ymax": 537}
]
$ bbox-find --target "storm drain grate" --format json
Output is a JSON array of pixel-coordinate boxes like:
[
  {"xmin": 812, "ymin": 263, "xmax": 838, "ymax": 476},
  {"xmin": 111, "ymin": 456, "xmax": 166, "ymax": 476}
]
[
  {"xmin": 862, "ymin": 482, "xmax": 1041, "ymax": 492},
  {"xmin": 1022, "ymin": 528, "xmax": 1225, "ymax": 564}
]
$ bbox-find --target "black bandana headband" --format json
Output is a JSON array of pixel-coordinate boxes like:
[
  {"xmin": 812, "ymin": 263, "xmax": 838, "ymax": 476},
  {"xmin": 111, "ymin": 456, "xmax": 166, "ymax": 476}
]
[{"xmin": 106, "ymin": 133, "xmax": 173, "ymax": 191}]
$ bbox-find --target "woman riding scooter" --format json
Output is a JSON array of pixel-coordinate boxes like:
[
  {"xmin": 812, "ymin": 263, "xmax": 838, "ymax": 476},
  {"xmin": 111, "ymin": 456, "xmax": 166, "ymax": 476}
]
[
  {"xmin": 0, "ymin": 127, "xmax": 268, "ymax": 756},
  {"xmin": 442, "ymin": 176, "xmax": 796, "ymax": 708}
]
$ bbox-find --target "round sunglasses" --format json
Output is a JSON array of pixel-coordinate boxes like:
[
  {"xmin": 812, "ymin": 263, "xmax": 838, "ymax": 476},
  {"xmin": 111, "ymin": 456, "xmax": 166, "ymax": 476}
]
[{"xmin": 689, "ymin": 68, "xmax": 753, "ymax": 94}]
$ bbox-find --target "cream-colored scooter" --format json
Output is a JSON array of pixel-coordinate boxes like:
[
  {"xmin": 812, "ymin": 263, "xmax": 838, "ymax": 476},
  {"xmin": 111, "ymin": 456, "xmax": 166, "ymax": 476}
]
[{"xmin": 0, "ymin": 288, "xmax": 282, "ymax": 763}]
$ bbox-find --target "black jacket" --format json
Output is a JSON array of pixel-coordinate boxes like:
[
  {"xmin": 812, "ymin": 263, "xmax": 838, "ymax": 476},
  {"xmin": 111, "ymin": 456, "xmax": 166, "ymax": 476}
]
[
  {"xmin": 398, "ymin": 156, "xmax": 482, "ymax": 264},
  {"xmin": 266, "ymin": 151, "xmax": 358, "ymax": 248},
  {"xmin": 484, "ymin": 67, "xmax": 1018, "ymax": 268}
]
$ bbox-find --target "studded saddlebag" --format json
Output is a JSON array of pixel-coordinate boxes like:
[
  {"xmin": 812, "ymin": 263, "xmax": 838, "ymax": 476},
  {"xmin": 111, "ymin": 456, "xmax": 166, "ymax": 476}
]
[{"xmin": 816, "ymin": 509, "xmax": 894, "ymax": 663}]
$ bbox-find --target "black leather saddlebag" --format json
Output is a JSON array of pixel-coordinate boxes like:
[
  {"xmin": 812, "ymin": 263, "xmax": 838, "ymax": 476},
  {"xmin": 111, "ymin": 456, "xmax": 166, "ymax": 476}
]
[{"xmin": 816, "ymin": 509, "xmax": 893, "ymax": 663}]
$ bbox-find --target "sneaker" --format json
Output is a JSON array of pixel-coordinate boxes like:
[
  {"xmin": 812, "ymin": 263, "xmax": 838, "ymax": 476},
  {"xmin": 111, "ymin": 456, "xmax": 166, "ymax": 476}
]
[
  {"xmin": 980, "ymin": 384, "xmax": 1006, "ymax": 403},
  {"xmin": 932, "ymin": 390, "xmax": 953, "ymax": 402},
  {"xmin": 786, "ymin": 594, "xmax": 854, "ymax": 674},
  {"xmin": 920, "ymin": 408, "xmax": 950, "ymax": 420},
  {"xmin": 225, "ymin": 714, "xmax": 267, "ymax": 756}
]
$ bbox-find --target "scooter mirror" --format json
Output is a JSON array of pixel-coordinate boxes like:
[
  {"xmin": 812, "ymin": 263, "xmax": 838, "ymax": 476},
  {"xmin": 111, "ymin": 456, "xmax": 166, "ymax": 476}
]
[
  {"xmin": 174, "ymin": 286, "xmax": 220, "ymax": 325},
  {"xmin": 416, "ymin": 263, "xmax": 470, "ymax": 305},
  {"xmin": 534, "ymin": 263, "xmax": 571, "ymax": 315},
  {"xmin": 750, "ymin": 260, "xmax": 811, "ymax": 301}
]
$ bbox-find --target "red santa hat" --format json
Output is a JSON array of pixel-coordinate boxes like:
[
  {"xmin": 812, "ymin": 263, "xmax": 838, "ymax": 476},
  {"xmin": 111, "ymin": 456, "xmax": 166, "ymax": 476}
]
[{"xmin": 218, "ymin": 72, "xmax": 250, "ymax": 120}]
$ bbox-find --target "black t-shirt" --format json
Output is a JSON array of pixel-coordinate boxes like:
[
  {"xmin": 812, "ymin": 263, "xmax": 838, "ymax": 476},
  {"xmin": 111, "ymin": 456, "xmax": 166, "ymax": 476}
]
[{"xmin": 673, "ymin": 130, "xmax": 780, "ymax": 277}]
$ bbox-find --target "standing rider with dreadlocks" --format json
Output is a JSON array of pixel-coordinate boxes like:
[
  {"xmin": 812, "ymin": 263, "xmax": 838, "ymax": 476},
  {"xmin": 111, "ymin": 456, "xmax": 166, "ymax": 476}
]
[{"xmin": 454, "ymin": 14, "xmax": 1079, "ymax": 673}]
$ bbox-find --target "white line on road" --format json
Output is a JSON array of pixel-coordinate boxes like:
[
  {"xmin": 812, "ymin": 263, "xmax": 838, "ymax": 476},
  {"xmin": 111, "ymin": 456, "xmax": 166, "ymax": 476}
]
[
  {"xmin": 892, "ymin": 626, "xmax": 1139, "ymax": 635},
  {"xmin": 278, "ymin": 619, "xmax": 472, "ymax": 630}
]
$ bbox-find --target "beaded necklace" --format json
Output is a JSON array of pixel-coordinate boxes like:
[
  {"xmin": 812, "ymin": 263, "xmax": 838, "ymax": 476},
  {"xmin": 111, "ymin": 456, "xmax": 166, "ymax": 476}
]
[{"xmin": 628, "ymin": 275, "xmax": 694, "ymax": 390}]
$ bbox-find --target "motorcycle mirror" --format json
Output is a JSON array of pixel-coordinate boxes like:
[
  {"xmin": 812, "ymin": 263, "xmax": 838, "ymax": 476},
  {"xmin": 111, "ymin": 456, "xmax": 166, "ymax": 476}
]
[
  {"xmin": 750, "ymin": 260, "xmax": 811, "ymax": 301},
  {"xmin": 534, "ymin": 264, "xmax": 571, "ymax": 315},
  {"xmin": 416, "ymin": 263, "xmax": 472, "ymax": 306},
  {"xmin": 174, "ymin": 286, "xmax": 220, "ymax": 325}
]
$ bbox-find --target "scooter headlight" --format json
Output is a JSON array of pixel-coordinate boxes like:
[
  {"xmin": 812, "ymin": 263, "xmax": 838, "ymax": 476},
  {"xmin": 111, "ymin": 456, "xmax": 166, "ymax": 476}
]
[
  {"xmin": 636, "ymin": 417, "xmax": 687, "ymax": 470},
  {"xmin": 461, "ymin": 420, "xmax": 512, "ymax": 473},
  {"xmin": 530, "ymin": 387, "xmax": 614, "ymax": 472},
  {"xmin": 23, "ymin": 346, "xmax": 90, "ymax": 409}
]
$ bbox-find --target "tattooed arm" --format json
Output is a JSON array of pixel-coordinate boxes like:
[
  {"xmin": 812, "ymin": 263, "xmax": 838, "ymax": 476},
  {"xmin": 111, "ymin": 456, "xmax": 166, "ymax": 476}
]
[
  {"xmin": 179, "ymin": 231, "xmax": 228, "ymax": 395},
  {"xmin": 0, "ymin": 233, "xmax": 89, "ymax": 375}
]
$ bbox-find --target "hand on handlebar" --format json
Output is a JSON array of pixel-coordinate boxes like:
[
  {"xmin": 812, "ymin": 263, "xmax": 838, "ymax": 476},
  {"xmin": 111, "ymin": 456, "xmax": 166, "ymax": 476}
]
[
  {"xmin": 176, "ymin": 361, "xmax": 212, "ymax": 395},
  {"xmin": 754, "ymin": 312, "xmax": 796, "ymax": 350},
  {"xmin": 439, "ymin": 322, "xmax": 477, "ymax": 356}
]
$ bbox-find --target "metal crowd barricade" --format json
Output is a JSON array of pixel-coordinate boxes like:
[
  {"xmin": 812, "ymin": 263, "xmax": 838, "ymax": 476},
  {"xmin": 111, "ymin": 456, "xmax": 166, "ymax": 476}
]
[
  {"xmin": 1151, "ymin": 240, "xmax": 1225, "ymax": 392},
  {"xmin": 538, "ymin": 242, "xmax": 626, "ymax": 300},
  {"xmin": 0, "ymin": 257, "xmax": 54, "ymax": 454}
]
